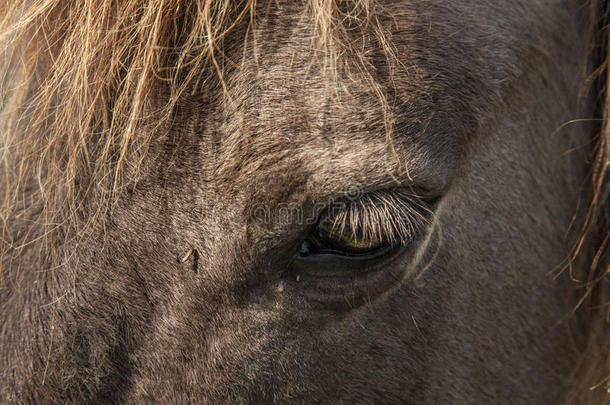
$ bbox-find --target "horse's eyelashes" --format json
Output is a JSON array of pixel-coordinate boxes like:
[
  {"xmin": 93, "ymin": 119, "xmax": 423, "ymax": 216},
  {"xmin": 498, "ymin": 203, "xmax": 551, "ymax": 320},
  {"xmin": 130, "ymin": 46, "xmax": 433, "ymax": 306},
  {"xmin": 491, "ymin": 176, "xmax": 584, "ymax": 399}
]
[{"xmin": 302, "ymin": 189, "xmax": 432, "ymax": 257}]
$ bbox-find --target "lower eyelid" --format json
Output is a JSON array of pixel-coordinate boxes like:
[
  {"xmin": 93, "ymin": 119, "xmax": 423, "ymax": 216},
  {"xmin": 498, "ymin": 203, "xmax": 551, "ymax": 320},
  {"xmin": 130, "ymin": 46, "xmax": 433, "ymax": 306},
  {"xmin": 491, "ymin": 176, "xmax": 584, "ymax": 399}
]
[{"xmin": 292, "ymin": 243, "xmax": 403, "ymax": 275}]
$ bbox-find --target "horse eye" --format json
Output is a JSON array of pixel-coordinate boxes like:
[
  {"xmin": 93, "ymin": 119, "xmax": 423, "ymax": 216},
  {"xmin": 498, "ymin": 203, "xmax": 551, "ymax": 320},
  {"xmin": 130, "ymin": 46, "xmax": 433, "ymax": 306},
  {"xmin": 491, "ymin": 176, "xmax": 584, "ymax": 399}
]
[
  {"xmin": 299, "ymin": 215, "xmax": 394, "ymax": 257},
  {"xmin": 290, "ymin": 192, "xmax": 431, "ymax": 304}
]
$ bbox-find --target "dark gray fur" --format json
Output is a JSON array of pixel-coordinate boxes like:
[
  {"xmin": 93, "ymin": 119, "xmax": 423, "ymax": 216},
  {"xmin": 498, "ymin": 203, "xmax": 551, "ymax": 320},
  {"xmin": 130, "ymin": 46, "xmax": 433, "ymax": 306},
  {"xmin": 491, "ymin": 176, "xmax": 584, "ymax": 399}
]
[{"xmin": 1, "ymin": 1, "xmax": 605, "ymax": 403}]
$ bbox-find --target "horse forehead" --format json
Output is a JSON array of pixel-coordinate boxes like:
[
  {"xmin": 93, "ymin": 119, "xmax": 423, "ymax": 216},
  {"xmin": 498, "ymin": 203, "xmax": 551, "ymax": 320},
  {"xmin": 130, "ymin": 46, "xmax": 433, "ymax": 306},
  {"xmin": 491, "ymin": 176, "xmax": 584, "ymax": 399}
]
[
  {"xmin": 200, "ymin": 0, "xmax": 561, "ymax": 198},
  {"xmin": 207, "ymin": 69, "xmax": 434, "ymax": 200},
  {"xmin": 209, "ymin": 71, "xmax": 400, "ymax": 197},
  {"xmin": 209, "ymin": 110, "xmax": 400, "ymax": 204}
]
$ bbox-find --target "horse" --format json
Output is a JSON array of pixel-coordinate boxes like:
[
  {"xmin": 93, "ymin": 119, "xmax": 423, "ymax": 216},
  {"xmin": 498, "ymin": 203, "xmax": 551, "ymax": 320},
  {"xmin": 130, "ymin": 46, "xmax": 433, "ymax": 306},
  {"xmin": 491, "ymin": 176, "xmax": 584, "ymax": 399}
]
[{"xmin": 0, "ymin": 0, "xmax": 607, "ymax": 403}]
